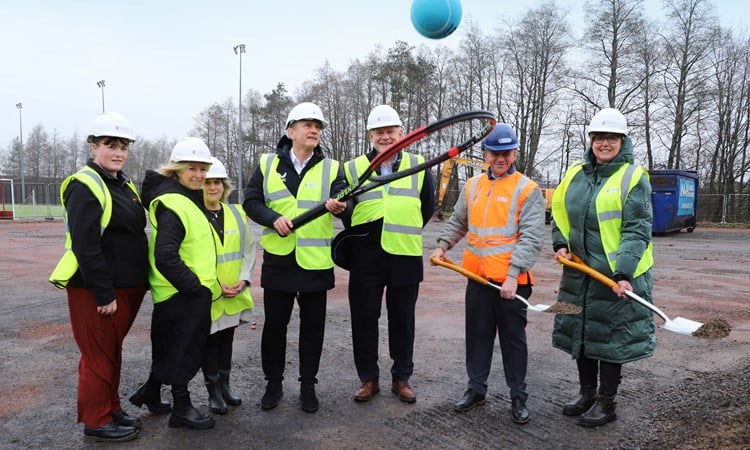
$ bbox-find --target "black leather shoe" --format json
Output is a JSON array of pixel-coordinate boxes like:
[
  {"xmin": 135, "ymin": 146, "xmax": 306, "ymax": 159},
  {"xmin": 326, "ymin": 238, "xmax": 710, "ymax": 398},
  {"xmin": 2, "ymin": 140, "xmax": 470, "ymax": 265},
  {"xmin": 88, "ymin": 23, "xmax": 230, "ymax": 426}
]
[
  {"xmin": 453, "ymin": 389, "xmax": 486, "ymax": 412},
  {"xmin": 511, "ymin": 398, "xmax": 530, "ymax": 424},
  {"xmin": 83, "ymin": 422, "xmax": 139, "ymax": 443},
  {"xmin": 261, "ymin": 382, "xmax": 283, "ymax": 410},
  {"xmin": 111, "ymin": 409, "xmax": 142, "ymax": 428},
  {"xmin": 300, "ymin": 384, "xmax": 319, "ymax": 413}
]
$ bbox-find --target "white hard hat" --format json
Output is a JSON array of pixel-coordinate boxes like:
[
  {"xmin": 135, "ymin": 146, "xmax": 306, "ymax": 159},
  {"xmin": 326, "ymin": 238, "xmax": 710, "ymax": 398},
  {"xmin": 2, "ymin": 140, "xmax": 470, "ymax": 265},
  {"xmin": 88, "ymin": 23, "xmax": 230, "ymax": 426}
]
[
  {"xmin": 589, "ymin": 108, "xmax": 628, "ymax": 136},
  {"xmin": 169, "ymin": 137, "xmax": 212, "ymax": 163},
  {"xmin": 87, "ymin": 112, "xmax": 135, "ymax": 141},
  {"xmin": 285, "ymin": 102, "xmax": 329, "ymax": 129},
  {"xmin": 205, "ymin": 157, "xmax": 228, "ymax": 179},
  {"xmin": 367, "ymin": 105, "xmax": 402, "ymax": 131}
]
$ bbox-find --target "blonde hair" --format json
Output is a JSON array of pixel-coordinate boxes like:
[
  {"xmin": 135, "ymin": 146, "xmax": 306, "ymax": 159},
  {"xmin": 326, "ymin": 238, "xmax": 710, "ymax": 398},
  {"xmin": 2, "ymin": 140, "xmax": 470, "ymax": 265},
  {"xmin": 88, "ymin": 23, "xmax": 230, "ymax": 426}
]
[{"xmin": 157, "ymin": 161, "xmax": 192, "ymax": 180}]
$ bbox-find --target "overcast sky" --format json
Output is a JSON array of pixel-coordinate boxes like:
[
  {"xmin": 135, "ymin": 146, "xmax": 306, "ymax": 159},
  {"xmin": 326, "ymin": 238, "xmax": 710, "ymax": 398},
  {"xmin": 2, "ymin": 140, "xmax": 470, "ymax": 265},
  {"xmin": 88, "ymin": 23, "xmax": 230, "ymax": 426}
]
[{"xmin": 1, "ymin": 0, "xmax": 747, "ymax": 147}]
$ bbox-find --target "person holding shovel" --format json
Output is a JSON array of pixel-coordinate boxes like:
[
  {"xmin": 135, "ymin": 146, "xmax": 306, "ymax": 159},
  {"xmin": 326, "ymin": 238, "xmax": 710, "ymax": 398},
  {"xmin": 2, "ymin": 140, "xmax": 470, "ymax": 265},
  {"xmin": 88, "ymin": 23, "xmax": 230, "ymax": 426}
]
[
  {"xmin": 551, "ymin": 107, "xmax": 655, "ymax": 427},
  {"xmin": 430, "ymin": 123, "xmax": 545, "ymax": 424}
]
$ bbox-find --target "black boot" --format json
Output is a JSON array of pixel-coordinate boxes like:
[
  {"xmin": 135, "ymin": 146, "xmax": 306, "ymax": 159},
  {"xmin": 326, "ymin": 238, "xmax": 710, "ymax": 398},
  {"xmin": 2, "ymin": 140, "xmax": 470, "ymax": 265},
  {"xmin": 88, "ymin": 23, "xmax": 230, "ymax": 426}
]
[
  {"xmin": 578, "ymin": 396, "xmax": 616, "ymax": 427},
  {"xmin": 563, "ymin": 357, "xmax": 598, "ymax": 416},
  {"xmin": 261, "ymin": 381, "xmax": 283, "ymax": 410},
  {"xmin": 218, "ymin": 369, "xmax": 242, "ymax": 406},
  {"xmin": 169, "ymin": 385, "xmax": 215, "ymax": 430},
  {"xmin": 300, "ymin": 383, "xmax": 319, "ymax": 413},
  {"xmin": 129, "ymin": 373, "xmax": 171, "ymax": 415},
  {"xmin": 562, "ymin": 388, "xmax": 597, "ymax": 416},
  {"xmin": 204, "ymin": 374, "xmax": 228, "ymax": 415}
]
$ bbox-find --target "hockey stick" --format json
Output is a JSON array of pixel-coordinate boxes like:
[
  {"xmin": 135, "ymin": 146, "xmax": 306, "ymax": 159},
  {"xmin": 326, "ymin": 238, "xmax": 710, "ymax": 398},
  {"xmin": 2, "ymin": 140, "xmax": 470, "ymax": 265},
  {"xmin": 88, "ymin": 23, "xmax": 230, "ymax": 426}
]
[{"xmin": 287, "ymin": 110, "xmax": 496, "ymax": 232}]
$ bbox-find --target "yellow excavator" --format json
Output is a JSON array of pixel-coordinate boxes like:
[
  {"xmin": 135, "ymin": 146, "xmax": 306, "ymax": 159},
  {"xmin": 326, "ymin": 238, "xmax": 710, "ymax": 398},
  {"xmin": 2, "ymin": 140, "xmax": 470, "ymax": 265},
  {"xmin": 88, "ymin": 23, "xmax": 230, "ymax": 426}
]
[{"xmin": 435, "ymin": 157, "xmax": 554, "ymax": 223}]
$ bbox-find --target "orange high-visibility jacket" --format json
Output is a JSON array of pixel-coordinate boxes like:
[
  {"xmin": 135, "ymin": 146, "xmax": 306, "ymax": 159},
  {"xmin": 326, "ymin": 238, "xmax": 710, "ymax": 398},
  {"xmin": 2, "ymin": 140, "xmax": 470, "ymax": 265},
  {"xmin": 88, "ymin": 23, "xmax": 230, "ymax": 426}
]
[{"xmin": 462, "ymin": 172, "xmax": 538, "ymax": 284}]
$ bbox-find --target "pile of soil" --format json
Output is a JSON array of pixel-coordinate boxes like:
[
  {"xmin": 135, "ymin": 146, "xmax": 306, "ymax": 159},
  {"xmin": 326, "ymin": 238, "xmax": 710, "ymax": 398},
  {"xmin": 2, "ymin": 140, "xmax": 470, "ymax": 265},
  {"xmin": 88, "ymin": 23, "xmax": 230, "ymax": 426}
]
[
  {"xmin": 692, "ymin": 317, "xmax": 731, "ymax": 339},
  {"xmin": 545, "ymin": 302, "xmax": 582, "ymax": 314},
  {"xmin": 619, "ymin": 363, "xmax": 750, "ymax": 449}
]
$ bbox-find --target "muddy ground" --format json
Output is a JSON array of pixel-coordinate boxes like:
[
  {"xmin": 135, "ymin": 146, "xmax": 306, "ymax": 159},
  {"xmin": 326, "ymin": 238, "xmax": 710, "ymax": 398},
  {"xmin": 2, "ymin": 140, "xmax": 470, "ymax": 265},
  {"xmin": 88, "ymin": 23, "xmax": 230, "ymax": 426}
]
[{"xmin": 0, "ymin": 220, "xmax": 748, "ymax": 449}]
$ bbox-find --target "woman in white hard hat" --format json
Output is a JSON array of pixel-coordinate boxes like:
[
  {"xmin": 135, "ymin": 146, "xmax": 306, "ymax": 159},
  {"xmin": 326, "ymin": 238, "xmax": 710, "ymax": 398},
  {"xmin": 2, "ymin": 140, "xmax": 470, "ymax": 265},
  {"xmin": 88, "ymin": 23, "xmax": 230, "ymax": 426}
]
[
  {"xmin": 49, "ymin": 112, "xmax": 146, "ymax": 443},
  {"xmin": 133, "ymin": 137, "xmax": 221, "ymax": 430},
  {"xmin": 199, "ymin": 157, "xmax": 256, "ymax": 415},
  {"xmin": 551, "ymin": 108, "xmax": 655, "ymax": 428}
]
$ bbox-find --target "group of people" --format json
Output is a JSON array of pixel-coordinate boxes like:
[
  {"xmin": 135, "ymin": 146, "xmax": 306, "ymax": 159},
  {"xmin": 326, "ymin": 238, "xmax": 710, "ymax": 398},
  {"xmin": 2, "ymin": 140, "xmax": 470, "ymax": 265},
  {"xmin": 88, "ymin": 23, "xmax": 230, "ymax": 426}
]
[
  {"xmin": 50, "ymin": 115, "xmax": 256, "ymax": 442},
  {"xmin": 51, "ymin": 102, "xmax": 655, "ymax": 443}
]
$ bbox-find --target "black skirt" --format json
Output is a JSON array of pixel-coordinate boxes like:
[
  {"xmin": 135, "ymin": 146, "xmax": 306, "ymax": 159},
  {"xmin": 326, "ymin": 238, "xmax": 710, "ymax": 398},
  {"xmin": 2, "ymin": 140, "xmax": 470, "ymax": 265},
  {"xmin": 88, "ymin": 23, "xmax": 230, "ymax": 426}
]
[{"xmin": 150, "ymin": 288, "xmax": 211, "ymax": 386}]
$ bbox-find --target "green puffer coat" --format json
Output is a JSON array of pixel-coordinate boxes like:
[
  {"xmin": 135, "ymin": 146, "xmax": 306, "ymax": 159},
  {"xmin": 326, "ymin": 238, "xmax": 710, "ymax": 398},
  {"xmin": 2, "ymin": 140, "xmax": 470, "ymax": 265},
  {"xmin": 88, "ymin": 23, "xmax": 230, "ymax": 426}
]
[{"xmin": 551, "ymin": 137, "xmax": 655, "ymax": 364}]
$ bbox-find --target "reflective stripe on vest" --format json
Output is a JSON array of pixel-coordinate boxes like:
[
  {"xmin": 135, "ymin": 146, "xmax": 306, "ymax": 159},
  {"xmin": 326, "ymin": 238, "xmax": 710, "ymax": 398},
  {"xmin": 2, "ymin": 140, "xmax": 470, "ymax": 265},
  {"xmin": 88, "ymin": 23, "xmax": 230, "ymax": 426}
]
[
  {"xmin": 259, "ymin": 153, "xmax": 337, "ymax": 270},
  {"xmin": 148, "ymin": 193, "xmax": 221, "ymax": 303},
  {"xmin": 48, "ymin": 166, "xmax": 139, "ymax": 288},
  {"xmin": 552, "ymin": 163, "xmax": 653, "ymax": 277},
  {"xmin": 461, "ymin": 172, "xmax": 536, "ymax": 284},
  {"xmin": 345, "ymin": 152, "xmax": 425, "ymax": 255},
  {"xmin": 211, "ymin": 203, "xmax": 254, "ymax": 321}
]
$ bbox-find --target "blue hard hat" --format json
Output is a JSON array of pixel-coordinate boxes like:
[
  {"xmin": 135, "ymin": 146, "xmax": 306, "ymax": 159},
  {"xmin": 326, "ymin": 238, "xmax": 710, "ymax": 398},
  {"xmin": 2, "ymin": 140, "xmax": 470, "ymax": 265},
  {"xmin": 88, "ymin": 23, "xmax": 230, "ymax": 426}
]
[{"xmin": 481, "ymin": 123, "xmax": 518, "ymax": 151}]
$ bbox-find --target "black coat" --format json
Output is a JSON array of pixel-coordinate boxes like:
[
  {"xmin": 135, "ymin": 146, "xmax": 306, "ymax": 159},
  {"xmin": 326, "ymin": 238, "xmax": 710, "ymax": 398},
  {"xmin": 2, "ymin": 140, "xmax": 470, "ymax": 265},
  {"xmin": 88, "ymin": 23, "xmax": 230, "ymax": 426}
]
[
  {"xmin": 64, "ymin": 160, "xmax": 148, "ymax": 305},
  {"xmin": 243, "ymin": 136, "xmax": 348, "ymax": 292},
  {"xmin": 335, "ymin": 148, "xmax": 436, "ymax": 286},
  {"xmin": 140, "ymin": 169, "xmax": 213, "ymax": 385}
]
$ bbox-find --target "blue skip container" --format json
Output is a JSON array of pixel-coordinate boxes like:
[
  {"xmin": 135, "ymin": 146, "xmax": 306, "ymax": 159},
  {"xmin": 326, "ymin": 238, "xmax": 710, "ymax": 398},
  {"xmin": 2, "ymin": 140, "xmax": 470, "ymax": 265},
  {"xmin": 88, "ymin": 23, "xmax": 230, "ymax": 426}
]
[{"xmin": 649, "ymin": 170, "xmax": 699, "ymax": 233}]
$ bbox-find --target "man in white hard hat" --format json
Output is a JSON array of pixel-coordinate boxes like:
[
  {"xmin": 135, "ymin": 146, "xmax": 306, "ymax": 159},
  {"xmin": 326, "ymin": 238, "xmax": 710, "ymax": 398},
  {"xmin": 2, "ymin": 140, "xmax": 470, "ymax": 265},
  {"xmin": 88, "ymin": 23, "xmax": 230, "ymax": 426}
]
[
  {"xmin": 243, "ymin": 102, "xmax": 348, "ymax": 414},
  {"xmin": 334, "ymin": 104, "xmax": 435, "ymax": 404}
]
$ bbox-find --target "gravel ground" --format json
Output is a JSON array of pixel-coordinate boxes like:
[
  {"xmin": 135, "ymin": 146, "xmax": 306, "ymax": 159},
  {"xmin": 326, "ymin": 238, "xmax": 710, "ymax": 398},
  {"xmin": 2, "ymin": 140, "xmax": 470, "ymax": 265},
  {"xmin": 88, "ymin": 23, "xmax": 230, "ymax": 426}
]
[{"xmin": 0, "ymin": 220, "xmax": 748, "ymax": 449}]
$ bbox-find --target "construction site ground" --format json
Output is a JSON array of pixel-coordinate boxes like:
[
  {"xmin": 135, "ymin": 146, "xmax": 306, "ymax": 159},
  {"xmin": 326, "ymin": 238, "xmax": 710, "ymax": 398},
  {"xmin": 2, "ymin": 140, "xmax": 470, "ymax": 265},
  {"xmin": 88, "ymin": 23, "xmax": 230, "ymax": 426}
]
[{"xmin": 0, "ymin": 219, "xmax": 748, "ymax": 449}]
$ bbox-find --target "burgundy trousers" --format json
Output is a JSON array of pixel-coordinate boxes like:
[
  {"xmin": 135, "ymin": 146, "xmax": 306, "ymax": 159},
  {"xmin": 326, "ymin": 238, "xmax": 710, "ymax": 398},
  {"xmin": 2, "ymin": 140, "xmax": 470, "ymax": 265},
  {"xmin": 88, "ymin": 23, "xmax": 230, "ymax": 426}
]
[{"xmin": 67, "ymin": 287, "xmax": 145, "ymax": 427}]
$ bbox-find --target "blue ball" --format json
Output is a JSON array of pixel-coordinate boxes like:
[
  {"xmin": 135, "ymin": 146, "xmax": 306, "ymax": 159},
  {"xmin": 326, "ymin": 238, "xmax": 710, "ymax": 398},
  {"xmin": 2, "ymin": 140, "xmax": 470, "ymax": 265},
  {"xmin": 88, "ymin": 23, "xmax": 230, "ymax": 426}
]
[{"xmin": 411, "ymin": 0, "xmax": 462, "ymax": 39}]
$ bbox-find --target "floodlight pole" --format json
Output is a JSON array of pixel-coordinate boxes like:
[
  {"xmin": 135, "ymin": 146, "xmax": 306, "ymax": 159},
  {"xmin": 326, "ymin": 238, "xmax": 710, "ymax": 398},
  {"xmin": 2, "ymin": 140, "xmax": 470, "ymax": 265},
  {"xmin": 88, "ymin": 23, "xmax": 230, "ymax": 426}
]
[
  {"xmin": 16, "ymin": 102, "xmax": 25, "ymax": 202},
  {"xmin": 97, "ymin": 80, "xmax": 106, "ymax": 112},
  {"xmin": 233, "ymin": 44, "xmax": 246, "ymax": 203}
]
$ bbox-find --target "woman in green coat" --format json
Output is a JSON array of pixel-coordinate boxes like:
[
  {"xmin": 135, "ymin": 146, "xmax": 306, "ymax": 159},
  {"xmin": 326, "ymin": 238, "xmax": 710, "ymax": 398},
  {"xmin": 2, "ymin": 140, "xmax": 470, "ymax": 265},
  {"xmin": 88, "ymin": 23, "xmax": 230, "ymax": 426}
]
[{"xmin": 551, "ymin": 108, "xmax": 655, "ymax": 428}]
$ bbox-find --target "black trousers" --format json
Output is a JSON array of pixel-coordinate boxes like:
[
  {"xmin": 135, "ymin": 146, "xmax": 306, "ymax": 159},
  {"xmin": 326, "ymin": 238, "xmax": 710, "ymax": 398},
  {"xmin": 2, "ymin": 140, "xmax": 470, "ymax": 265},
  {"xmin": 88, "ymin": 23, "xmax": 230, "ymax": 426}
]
[
  {"xmin": 465, "ymin": 280, "xmax": 531, "ymax": 401},
  {"xmin": 202, "ymin": 327, "xmax": 235, "ymax": 377},
  {"xmin": 576, "ymin": 355, "xmax": 622, "ymax": 397},
  {"xmin": 348, "ymin": 272, "xmax": 419, "ymax": 383},
  {"xmin": 261, "ymin": 288, "xmax": 326, "ymax": 384}
]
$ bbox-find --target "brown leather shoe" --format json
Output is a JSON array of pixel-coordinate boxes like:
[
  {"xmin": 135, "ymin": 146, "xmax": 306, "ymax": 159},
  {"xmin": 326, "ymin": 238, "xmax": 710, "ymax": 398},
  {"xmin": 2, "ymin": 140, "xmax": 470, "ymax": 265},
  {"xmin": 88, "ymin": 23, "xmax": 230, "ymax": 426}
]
[
  {"xmin": 391, "ymin": 381, "xmax": 416, "ymax": 403},
  {"xmin": 354, "ymin": 381, "xmax": 380, "ymax": 402}
]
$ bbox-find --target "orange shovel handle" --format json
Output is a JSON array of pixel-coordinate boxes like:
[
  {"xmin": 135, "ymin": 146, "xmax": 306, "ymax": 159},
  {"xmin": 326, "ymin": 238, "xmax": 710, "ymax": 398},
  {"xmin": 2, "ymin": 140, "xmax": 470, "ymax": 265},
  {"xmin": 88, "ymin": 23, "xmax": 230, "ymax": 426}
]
[
  {"xmin": 430, "ymin": 256, "xmax": 492, "ymax": 286},
  {"xmin": 558, "ymin": 254, "xmax": 618, "ymax": 289}
]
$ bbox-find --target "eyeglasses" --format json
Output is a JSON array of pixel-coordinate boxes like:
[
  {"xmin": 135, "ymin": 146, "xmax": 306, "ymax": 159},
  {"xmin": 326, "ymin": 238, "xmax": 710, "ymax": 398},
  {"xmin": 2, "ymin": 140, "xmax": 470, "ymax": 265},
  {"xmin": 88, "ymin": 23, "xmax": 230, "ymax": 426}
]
[{"xmin": 591, "ymin": 134, "xmax": 622, "ymax": 145}]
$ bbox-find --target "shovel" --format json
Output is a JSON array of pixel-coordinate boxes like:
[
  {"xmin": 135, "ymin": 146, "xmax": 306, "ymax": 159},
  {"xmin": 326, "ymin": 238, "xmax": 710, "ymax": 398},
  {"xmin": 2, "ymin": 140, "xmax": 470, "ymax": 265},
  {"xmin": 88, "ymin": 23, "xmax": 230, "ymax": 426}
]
[
  {"xmin": 556, "ymin": 254, "xmax": 703, "ymax": 335},
  {"xmin": 430, "ymin": 256, "xmax": 555, "ymax": 313}
]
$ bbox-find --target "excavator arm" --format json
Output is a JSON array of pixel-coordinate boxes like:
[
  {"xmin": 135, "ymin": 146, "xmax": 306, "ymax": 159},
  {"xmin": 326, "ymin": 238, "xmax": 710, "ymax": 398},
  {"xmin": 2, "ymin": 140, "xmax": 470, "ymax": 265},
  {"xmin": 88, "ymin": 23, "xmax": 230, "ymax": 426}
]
[{"xmin": 436, "ymin": 157, "xmax": 489, "ymax": 220}]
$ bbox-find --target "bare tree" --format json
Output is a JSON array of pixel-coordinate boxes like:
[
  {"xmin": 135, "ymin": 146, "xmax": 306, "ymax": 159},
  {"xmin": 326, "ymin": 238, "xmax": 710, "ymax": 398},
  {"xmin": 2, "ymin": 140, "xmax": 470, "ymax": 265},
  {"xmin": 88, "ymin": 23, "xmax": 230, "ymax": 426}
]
[
  {"xmin": 500, "ymin": 0, "xmax": 572, "ymax": 175},
  {"xmin": 659, "ymin": 0, "xmax": 720, "ymax": 169}
]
